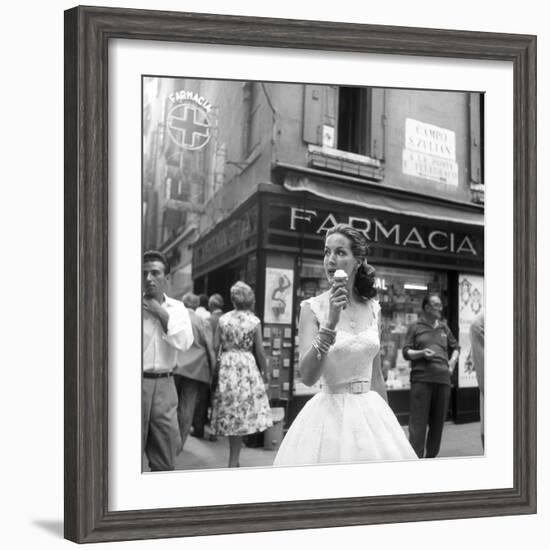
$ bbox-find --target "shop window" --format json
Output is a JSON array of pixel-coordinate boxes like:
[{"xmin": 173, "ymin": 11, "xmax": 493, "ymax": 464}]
[
  {"xmin": 376, "ymin": 266, "xmax": 448, "ymax": 390},
  {"xmin": 337, "ymin": 87, "xmax": 372, "ymax": 156},
  {"xmin": 293, "ymin": 259, "xmax": 449, "ymax": 395},
  {"xmin": 457, "ymin": 273, "xmax": 484, "ymax": 389},
  {"xmin": 296, "ymin": 258, "xmax": 330, "ymax": 301},
  {"xmin": 293, "ymin": 259, "xmax": 331, "ymax": 396}
]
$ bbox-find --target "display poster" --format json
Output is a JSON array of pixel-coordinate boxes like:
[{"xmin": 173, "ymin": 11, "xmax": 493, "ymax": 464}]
[
  {"xmin": 458, "ymin": 274, "xmax": 484, "ymax": 388},
  {"xmin": 263, "ymin": 267, "xmax": 294, "ymax": 324}
]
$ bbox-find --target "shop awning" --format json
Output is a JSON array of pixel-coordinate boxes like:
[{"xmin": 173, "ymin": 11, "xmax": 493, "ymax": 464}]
[{"xmin": 283, "ymin": 173, "xmax": 484, "ymax": 227}]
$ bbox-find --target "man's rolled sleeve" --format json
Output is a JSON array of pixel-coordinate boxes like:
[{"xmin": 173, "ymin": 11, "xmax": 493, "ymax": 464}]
[
  {"xmin": 163, "ymin": 302, "xmax": 193, "ymax": 352},
  {"xmin": 402, "ymin": 324, "xmax": 417, "ymax": 360}
]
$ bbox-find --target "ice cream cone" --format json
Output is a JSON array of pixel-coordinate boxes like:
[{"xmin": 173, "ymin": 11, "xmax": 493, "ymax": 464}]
[{"xmin": 333, "ymin": 269, "xmax": 348, "ymax": 308}]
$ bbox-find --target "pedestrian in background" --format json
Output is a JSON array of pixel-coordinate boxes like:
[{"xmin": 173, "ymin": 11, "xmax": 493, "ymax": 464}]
[
  {"xmin": 210, "ymin": 282, "xmax": 272, "ymax": 468},
  {"xmin": 173, "ymin": 292, "xmax": 216, "ymax": 452},
  {"xmin": 195, "ymin": 293, "xmax": 211, "ymax": 321},
  {"xmin": 469, "ymin": 312, "xmax": 485, "ymax": 449},
  {"xmin": 207, "ymin": 293, "xmax": 224, "ymax": 332},
  {"xmin": 402, "ymin": 293, "xmax": 460, "ymax": 458},
  {"xmin": 142, "ymin": 250, "xmax": 193, "ymax": 471},
  {"xmin": 192, "ymin": 293, "xmax": 225, "ymax": 439}
]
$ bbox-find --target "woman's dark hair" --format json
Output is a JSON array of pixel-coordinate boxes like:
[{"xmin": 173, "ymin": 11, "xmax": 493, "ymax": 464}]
[
  {"xmin": 325, "ymin": 223, "xmax": 377, "ymax": 301},
  {"xmin": 199, "ymin": 293, "xmax": 209, "ymax": 308}
]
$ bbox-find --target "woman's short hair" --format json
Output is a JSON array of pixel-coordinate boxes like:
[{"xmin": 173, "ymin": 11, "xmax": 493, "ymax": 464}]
[
  {"xmin": 208, "ymin": 293, "xmax": 224, "ymax": 310},
  {"xmin": 182, "ymin": 292, "xmax": 200, "ymax": 310},
  {"xmin": 230, "ymin": 281, "xmax": 255, "ymax": 310},
  {"xmin": 325, "ymin": 223, "xmax": 377, "ymax": 301}
]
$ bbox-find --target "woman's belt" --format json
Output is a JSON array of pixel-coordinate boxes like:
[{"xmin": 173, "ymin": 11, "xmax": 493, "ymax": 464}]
[{"xmin": 322, "ymin": 380, "xmax": 371, "ymax": 394}]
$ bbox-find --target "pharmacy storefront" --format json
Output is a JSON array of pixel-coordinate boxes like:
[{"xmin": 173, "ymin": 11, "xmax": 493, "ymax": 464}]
[{"xmin": 192, "ymin": 181, "xmax": 484, "ymax": 426}]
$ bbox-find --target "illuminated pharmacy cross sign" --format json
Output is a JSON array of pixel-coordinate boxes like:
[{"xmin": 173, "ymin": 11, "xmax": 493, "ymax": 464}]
[{"xmin": 167, "ymin": 103, "xmax": 211, "ymax": 151}]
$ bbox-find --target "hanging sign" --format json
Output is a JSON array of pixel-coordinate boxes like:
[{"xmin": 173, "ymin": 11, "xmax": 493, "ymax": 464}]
[{"xmin": 166, "ymin": 90, "xmax": 213, "ymax": 151}]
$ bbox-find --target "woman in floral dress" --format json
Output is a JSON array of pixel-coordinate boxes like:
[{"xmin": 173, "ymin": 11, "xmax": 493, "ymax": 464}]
[{"xmin": 210, "ymin": 281, "xmax": 273, "ymax": 467}]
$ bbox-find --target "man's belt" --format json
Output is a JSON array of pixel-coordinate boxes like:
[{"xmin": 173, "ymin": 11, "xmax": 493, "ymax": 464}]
[{"xmin": 143, "ymin": 371, "xmax": 173, "ymax": 379}]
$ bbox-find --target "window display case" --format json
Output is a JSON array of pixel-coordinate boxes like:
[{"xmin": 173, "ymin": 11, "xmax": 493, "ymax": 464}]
[
  {"xmin": 293, "ymin": 260, "xmax": 448, "ymax": 394},
  {"xmin": 376, "ymin": 266, "xmax": 448, "ymax": 390},
  {"xmin": 293, "ymin": 258, "xmax": 330, "ymax": 395}
]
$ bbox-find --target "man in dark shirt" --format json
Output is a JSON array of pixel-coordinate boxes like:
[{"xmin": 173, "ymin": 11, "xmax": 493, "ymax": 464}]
[
  {"xmin": 403, "ymin": 293, "xmax": 459, "ymax": 458},
  {"xmin": 174, "ymin": 293, "xmax": 216, "ymax": 451},
  {"xmin": 192, "ymin": 293, "xmax": 224, "ymax": 439}
]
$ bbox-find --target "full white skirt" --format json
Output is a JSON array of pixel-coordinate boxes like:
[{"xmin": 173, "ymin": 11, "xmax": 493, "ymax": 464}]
[{"xmin": 274, "ymin": 390, "xmax": 417, "ymax": 466}]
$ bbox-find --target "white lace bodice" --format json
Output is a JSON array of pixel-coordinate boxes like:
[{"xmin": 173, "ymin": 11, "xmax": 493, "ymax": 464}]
[{"xmin": 302, "ymin": 292, "xmax": 380, "ymax": 388}]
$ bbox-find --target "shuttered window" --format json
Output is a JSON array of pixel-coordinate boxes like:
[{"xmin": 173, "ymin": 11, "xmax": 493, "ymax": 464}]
[
  {"xmin": 469, "ymin": 92, "xmax": 484, "ymax": 204},
  {"xmin": 303, "ymin": 85, "xmax": 338, "ymax": 146},
  {"xmin": 303, "ymin": 85, "xmax": 373, "ymax": 157},
  {"xmin": 469, "ymin": 93, "xmax": 483, "ymax": 185}
]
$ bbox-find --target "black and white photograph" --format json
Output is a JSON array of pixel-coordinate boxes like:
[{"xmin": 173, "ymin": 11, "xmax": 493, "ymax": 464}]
[
  {"xmin": 0, "ymin": 0, "xmax": 539, "ymax": 547},
  {"xmin": 141, "ymin": 76, "xmax": 486, "ymax": 473}
]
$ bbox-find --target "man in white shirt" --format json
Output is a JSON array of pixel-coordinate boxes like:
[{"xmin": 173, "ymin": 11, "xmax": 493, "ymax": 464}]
[{"xmin": 143, "ymin": 250, "xmax": 193, "ymax": 471}]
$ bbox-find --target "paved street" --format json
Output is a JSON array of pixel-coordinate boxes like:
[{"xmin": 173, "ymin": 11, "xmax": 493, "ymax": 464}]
[{"xmin": 171, "ymin": 420, "xmax": 483, "ymax": 471}]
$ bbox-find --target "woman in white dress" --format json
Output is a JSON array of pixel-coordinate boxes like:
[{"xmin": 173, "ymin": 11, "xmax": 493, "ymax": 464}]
[{"xmin": 274, "ymin": 224, "xmax": 417, "ymax": 466}]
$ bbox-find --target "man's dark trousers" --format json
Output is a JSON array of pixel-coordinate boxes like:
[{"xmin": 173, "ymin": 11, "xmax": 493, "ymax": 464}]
[{"xmin": 408, "ymin": 381, "xmax": 451, "ymax": 458}]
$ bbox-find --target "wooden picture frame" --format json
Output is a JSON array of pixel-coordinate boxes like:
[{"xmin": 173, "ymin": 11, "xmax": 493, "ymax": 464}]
[{"xmin": 64, "ymin": 5, "xmax": 536, "ymax": 543}]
